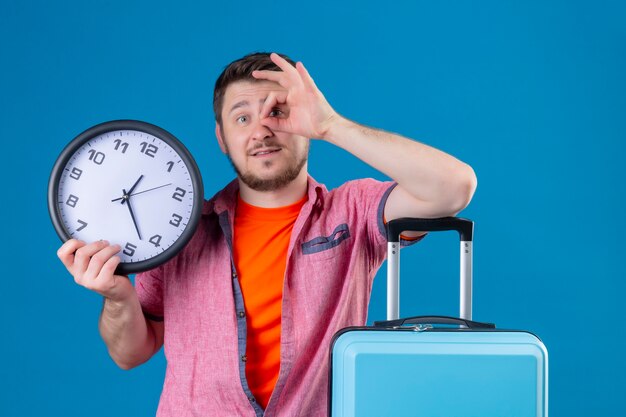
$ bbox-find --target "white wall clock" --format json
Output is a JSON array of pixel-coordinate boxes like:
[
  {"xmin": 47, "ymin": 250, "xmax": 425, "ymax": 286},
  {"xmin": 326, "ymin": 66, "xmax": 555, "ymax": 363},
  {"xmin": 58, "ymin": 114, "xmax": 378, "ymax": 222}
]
[{"xmin": 48, "ymin": 120, "xmax": 204, "ymax": 274}]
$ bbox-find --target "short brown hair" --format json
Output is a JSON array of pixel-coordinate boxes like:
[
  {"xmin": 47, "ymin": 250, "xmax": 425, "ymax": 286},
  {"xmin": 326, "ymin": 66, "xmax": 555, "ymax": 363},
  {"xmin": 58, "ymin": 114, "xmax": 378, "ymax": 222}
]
[{"xmin": 213, "ymin": 52, "xmax": 296, "ymax": 125}]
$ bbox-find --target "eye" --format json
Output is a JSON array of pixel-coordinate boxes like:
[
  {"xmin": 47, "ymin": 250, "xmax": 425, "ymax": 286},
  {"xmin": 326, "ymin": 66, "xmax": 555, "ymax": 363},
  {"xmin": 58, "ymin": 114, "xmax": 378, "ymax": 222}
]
[
  {"xmin": 236, "ymin": 115, "xmax": 248, "ymax": 124},
  {"xmin": 268, "ymin": 108, "xmax": 283, "ymax": 117}
]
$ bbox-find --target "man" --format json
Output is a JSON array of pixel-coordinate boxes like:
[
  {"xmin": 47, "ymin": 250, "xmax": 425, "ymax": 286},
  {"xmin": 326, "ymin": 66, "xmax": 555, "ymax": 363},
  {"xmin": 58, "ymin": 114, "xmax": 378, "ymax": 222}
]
[{"xmin": 57, "ymin": 52, "xmax": 477, "ymax": 416}]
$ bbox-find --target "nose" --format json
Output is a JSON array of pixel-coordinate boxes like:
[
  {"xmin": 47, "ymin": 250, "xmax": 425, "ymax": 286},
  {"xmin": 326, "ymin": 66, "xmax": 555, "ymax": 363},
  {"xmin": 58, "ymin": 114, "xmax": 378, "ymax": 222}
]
[{"xmin": 250, "ymin": 117, "xmax": 273, "ymax": 142}]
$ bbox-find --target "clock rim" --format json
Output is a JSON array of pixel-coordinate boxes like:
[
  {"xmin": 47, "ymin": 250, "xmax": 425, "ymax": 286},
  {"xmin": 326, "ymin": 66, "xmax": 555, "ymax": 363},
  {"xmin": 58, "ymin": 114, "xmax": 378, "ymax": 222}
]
[{"xmin": 48, "ymin": 119, "xmax": 204, "ymax": 275}]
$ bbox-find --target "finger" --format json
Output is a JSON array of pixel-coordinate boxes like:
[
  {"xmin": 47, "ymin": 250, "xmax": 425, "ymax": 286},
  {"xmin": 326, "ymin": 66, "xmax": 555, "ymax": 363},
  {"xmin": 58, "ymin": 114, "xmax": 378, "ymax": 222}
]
[
  {"xmin": 259, "ymin": 91, "xmax": 279, "ymax": 120},
  {"xmin": 259, "ymin": 115, "xmax": 283, "ymax": 132},
  {"xmin": 89, "ymin": 255, "xmax": 122, "ymax": 295},
  {"xmin": 259, "ymin": 91, "xmax": 288, "ymax": 120},
  {"xmin": 57, "ymin": 239, "xmax": 86, "ymax": 269},
  {"xmin": 253, "ymin": 54, "xmax": 304, "ymax": 88},
  {"xmin": 99, "ymin": 255, "xmax": 122, "ymax": 282},
  {"xmin": 83, "ymin": 244, "xmax": 122, "ymax": 282},
  {"xmin": 270, "ymin": 52, "xmax": 297, "ymax": 75},
  {"xmin": 72, "ymin": 240, "xmax": 110, "ymax": 276},
  {"xmin": 252, "ymin": 69, "xmax": 287, "ymax": 87},
  {"xmin": 295, "ymin": 61, "xmax": 318, "ymax": 91}
]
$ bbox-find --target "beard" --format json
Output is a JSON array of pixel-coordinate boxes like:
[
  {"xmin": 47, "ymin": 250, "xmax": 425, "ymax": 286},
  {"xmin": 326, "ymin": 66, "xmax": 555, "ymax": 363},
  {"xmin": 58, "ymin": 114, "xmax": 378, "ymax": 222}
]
[{"xmin": 225, "ymin": 139, "xmax": 309, "ymax": 192}]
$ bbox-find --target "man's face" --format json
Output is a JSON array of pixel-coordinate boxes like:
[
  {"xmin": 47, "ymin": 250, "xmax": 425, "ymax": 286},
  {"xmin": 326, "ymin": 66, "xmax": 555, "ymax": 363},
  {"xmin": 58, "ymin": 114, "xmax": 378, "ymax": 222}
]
[{"xmin": 216, "ymin": 80, "xmax": 309, "ymax": 192}]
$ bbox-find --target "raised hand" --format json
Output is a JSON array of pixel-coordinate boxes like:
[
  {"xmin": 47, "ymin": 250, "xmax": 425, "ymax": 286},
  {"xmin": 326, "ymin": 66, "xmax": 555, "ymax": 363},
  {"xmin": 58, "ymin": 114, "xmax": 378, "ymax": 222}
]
[{"xmin": 252, "ymin": 53, "xmax": 338, "ymax": 140}]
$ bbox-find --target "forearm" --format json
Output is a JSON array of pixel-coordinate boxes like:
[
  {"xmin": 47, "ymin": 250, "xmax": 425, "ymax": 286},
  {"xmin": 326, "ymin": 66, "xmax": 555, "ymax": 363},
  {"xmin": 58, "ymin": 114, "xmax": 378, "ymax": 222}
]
[
  {"xmin": 323, "ymin": 116, "xmax": 476, "ymax": 212},
  {"xmin": 98, "ymin": 294, "xmax": 157, "ymax": 370}
]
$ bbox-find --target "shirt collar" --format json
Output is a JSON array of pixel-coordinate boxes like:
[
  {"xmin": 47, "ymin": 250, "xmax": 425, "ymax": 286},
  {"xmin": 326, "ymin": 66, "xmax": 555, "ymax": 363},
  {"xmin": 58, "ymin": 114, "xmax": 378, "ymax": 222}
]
[{"xmin": 205, "ymin": 175, "xmax": 326, "ymax": 217}]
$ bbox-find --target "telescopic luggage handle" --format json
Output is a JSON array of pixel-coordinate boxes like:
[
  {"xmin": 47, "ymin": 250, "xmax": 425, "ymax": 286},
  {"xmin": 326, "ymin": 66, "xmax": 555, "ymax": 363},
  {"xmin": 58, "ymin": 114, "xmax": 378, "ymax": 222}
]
[{"xmin": 386, "ymin": 217, "xmax": 474, "ymax": 321}]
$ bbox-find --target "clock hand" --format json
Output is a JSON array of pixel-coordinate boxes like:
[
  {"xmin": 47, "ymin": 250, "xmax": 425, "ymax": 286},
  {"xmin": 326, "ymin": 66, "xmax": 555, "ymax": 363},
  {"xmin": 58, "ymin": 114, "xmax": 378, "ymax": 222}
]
[
  {"xmin": 118, "ymin": 174, "xmax": 144, "ymax": 206},
  {"xmin": 111, "ymin": 183, "xmax": 173, "ymax": 202},
  {"xmin": 126, "ymin": 174, "xmax": 144, "ymax": 197},
  {"xmin": 123, "ymin": 188, "xmax": 142, "ymax": 240}
]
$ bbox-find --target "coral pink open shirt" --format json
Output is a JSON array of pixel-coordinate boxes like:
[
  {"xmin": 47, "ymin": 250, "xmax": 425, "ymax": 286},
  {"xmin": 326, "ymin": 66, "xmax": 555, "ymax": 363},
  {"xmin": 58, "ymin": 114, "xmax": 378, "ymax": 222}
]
[{"xmin": 135, "ymin": 176, "xmax": 402, "ymax": 417}]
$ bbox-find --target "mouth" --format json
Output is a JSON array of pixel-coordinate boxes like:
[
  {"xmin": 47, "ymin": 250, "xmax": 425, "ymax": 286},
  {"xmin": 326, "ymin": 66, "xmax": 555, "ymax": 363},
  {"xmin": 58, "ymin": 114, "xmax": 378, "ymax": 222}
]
[{"xmin": 250, "ymin": 147, "xmax": 281, "ymax": 157}]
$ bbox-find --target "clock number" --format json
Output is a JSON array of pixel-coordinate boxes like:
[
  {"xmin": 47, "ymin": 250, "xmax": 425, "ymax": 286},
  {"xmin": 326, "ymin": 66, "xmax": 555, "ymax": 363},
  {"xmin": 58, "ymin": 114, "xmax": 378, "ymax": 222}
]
[
  {"xmin": 87, "ymin": 149, "xmax": 105, "ymax": 165},
  {"xmin": 140, "ymin": 142, "xmax": 158, "ymax": 158},
  {"xmin": 172, "ymin": 187, "xmax": 186, "ymax": 202},
  {"xmin": 149, "ymin": 234, "xmax": 162, "ymax": 247},
  {"xmin": 169, "ymin": 213, "xmax": 183, "ymax": 227},
  {"xmin": 113, "ymin": 139, "xmax": 129, "ymax": 153},
  {"xmin": 66, "ymin": 194, "xmax": 79, "ymax": 208},
  {"xmin": 123, "ymin": 243, "xmax": 137, "ymax": 257},
  {"xmin": 69, "ymin": 167, "xmax": 83, "ymax": 180},
  {"xmin": 166, "ymin": 161, "xmax": 174, "ymax": 172},
  {"xmin": 76, "ymin": 219, "xmax": 88, "ymax": 231}
]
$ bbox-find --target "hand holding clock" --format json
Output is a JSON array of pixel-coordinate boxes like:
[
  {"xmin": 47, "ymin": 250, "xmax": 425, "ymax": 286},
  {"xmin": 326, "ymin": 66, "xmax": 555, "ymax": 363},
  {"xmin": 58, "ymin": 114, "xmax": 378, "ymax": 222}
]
[
  {"xmin": 57, "ymin": 239, "xmax": 135, "ymax": 303},
  {"xmin": 57, "ymin": 238, "xmax": 163, "ymax": 371}
]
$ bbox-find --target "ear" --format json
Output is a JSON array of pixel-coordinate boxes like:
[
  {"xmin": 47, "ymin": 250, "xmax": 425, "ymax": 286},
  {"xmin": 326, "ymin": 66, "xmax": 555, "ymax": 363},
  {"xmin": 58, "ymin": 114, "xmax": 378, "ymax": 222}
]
[{"xmin": 215, "ymin": 123, "xmax": 227, "ymax": 154}]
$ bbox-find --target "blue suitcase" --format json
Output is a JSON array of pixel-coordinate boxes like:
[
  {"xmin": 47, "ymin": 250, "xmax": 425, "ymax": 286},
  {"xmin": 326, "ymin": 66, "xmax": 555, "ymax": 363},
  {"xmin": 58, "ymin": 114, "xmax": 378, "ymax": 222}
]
[{"xmin": 330, "ymin": 218, "xmax": 548, "ymax": 417}]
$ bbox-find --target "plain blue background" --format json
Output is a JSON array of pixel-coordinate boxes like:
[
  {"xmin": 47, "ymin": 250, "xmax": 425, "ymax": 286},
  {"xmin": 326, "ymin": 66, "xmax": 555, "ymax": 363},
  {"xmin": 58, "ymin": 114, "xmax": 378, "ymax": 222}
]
[{"xmin": 2, "ymin": 0, "xmax": 624, "ymax": 415}]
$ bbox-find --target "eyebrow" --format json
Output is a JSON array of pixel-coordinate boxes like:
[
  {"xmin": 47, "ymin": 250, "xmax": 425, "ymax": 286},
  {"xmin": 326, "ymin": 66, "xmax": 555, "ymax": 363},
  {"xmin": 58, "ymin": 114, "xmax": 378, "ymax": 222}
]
[
  {"xmin": 228, "ymin": 100, "xmax": 249, "ymax": 115},
  {"xmin": 228, "ymin": 98, "xmax": 268, "ymax": 115}
]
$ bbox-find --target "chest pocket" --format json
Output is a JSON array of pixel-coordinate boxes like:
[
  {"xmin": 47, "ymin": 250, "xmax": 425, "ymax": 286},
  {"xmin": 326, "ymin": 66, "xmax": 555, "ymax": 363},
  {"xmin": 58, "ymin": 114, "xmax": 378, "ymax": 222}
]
[{"xmin": 301, "ymin": 223, "xmax": 350, "ymax": 256}]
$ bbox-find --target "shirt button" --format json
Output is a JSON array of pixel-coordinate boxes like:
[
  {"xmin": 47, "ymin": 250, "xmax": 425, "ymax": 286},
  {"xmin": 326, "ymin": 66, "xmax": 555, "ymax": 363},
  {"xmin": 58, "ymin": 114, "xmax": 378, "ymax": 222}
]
[
  {"xmin": 241, "ymin": 355, "xmax": 247, "ymax": 362},
  {"xmin": 248, "ymin": 395, "xmax": 256, "ymax": 403},
  {"xmin": 238, "ymin": 311, "xmax": 245, "ymax": 318}
]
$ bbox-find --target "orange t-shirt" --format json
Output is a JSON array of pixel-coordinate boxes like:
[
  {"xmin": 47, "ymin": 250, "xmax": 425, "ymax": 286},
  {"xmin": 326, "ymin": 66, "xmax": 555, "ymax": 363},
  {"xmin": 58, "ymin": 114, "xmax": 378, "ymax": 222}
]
[{"xmin": 233, "ymin": 195, "xmax": 306, "ymax": 409}]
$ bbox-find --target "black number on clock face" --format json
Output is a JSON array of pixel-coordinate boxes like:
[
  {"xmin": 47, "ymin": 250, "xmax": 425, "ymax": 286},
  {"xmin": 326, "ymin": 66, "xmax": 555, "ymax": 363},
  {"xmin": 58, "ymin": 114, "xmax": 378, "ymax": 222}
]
[
  {"xmin": 76, "ymin": 219, "xmax": 88, "ymax": 231},
  {"xmin": 87, "ymin": 149, "xmax": 106, "ymax": 165},
  {"xmin": 149, "ymin": 234, "xmax": 162, "ymax": 247},
  {"xmin": 169, "ymin": 213, "xmax": 183, "ymax": 227},
  {"xmin": 113, "ymin": 139, "xmax": 129, "ymax": 153},
  {"xmin": 166, "ymin": 161, "xmax": 174, "ymax": 172},
  {"xmin": 140, "ymin": 142, "xmax": 158, "ymax": 158},
  {"xmin": 172, "ymin": 187, "xmax": 186, "ymax": 202},
  {"xmin": 69, "ymin": 167, "xmax": 82, "ymax": 180},
  {"xmin": 123, "ymin": 243, "xmax": 137, "ymax": 257},
  {"xmin": 66, "ymin": 194, "xmax": 79, "ymax": 208}
]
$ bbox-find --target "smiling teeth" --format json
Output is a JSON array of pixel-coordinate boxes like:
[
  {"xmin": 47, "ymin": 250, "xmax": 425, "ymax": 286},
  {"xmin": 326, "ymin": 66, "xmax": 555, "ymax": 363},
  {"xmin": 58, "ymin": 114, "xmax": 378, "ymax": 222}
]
[{"xmin": 253, "ymin": 149, "xmax": 278, "ymax": 156}]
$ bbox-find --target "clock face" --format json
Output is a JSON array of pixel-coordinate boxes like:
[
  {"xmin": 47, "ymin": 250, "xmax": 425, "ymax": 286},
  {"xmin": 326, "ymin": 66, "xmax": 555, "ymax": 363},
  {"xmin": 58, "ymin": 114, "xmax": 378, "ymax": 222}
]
[{"xmin": 49, "ymin": 120, "xmax": 204, "ymax": 274}]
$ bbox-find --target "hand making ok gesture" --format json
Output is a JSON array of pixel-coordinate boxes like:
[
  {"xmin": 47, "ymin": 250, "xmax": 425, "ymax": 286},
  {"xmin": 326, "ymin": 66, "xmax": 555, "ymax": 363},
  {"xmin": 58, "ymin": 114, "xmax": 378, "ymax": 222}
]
[{"xmin": 252, "ymin": 52, "xmax": 339, "ymax": 140}]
